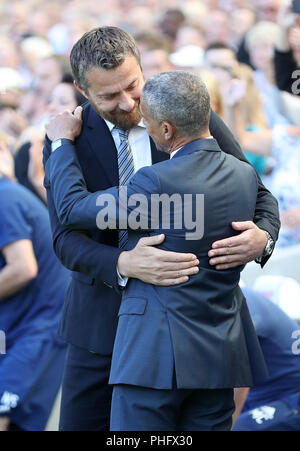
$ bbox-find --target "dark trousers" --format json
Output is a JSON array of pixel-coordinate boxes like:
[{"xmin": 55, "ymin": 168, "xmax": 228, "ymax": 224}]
[
  {"xmin": 59, "ymin": 344, "xmax": 112, "ymax": 431},
  {"xmin": 110, "ymin": 384, "xmax": 235, "ymax": 431}
]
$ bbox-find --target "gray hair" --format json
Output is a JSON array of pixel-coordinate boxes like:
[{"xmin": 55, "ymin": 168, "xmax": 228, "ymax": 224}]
[
  {"xmin": 142, "ymin": 71, "xmax": 210, "ymax": 137},
  {"xmin": 70, "ymin": 26, "xmax": 141, "ymax": 90}
]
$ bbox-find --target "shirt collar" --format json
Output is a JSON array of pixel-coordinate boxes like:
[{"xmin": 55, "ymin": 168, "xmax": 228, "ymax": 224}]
[
  {"xmin": 170, "ymin": 136, "xmax": 214, "ymax": 159},
  {"xmin": 170, "ymin": 147, "xmax": 182, "ymax": 159}
]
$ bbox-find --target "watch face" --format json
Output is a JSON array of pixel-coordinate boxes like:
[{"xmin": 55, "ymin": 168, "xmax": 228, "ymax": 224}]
[
  {"xmin": 266, "ymin": 238, "xmax": 274, "ymax": 255},
  {"xmin": 262, "ymin": 231, "xmax": 274, "ymax": 257}
]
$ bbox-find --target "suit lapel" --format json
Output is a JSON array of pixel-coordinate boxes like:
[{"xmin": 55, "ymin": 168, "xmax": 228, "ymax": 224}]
[
  {"xmin": 85, "ymin": 105, "xmax": 119, "ymax": 186},
  {"xmin": 80, "ymin": 104, "xmax": 169, "ymax": 186}
]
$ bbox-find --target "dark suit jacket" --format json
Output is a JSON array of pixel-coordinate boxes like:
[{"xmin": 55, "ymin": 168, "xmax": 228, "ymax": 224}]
[
  {"xmin": 43, "ymin": 102, "xmax": 280, "ymax": 355},
  {"xmin": 45, "ymin": 137, "xmax": 268, "ymax": 389}
]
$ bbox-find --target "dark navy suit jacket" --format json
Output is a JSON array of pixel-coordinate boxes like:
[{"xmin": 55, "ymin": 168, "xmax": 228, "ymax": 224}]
[
  {"xmin": 45, "ymin": 137, "xmax": 268, "ymax": 389},
  {"xmin": 43, "ymin": 103, "xmax": 280, "ymax": 356}
]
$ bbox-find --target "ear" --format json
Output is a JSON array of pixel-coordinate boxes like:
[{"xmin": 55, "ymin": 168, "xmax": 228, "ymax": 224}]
[
  {"xmin": 74, "ymin": 81, "xmax": 88, "ymax": 100},
  {"xmin": 162, "ymin": 121, "xmax": 174, "ymax": 141}
]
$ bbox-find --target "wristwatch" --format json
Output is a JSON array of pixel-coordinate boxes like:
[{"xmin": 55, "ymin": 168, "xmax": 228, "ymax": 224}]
[
  {"xmin": 51, "ymin": 138, "xmax": 73, "ymax": 153},
  {"xmin": 262, "ymin": 231, "xmax": 274, "ymax": 257},
  {"xmin": 256, "ymin": 230, "xmax": 274, "ymax": 263}
]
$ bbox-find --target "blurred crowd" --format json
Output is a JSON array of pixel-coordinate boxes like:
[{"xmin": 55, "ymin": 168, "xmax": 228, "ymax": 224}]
[
  {"xmin": 1, "ymin": 0, "xmax": 300, "ymax": 431},
  {"xmin": 1, "ymin": 0, "xmax": 300, "ymax": 245}
]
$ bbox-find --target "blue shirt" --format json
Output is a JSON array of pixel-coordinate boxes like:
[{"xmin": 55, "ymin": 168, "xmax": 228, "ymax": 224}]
[
  {"xmin": 242, "ymin": 287, "xmax": 300, "ymax": 409},
  {"xmin": 0, "ymin": 178, "xmax": 69, "ymax": 346}
]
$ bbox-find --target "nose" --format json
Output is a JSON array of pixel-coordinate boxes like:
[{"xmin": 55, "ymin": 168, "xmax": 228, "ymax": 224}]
[{"xmin": 119, "ymin": 92, "xmax": 136, "ymax": 112}]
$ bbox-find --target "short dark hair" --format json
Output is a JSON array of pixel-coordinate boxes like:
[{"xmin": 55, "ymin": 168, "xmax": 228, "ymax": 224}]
[
  {"xmin": 70, "ymin": 26, "xmax": 141, "ymax": 90},
  {"xmin": 205, "ymin": 42, "xmax": 236, "ymax": 55}
]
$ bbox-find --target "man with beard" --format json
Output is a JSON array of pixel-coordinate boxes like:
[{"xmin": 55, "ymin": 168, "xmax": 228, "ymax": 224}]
[{"xmin": 43, "ymin": 26, "xmax": 280, "ymax": 431}]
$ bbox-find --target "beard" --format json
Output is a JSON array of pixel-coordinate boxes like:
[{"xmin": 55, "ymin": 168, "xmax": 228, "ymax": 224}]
[{"xmin": 90, "ymin": 100, "xmax": 142, "ymax": 131}]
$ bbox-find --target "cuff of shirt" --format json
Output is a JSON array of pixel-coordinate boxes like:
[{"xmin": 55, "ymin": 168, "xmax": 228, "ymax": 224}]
[{"xmin": 116, "ymin": 266, "xmax": 128, "ymax": 288}]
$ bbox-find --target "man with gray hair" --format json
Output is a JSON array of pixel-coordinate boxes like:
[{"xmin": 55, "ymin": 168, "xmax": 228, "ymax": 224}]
[
  {"xmin": 141, "ymin": 71, "xmax": 210, "ymax": 139},
  {"xmin": 45, "ymin": 70, "xmax": 267, "ymax": 431}
]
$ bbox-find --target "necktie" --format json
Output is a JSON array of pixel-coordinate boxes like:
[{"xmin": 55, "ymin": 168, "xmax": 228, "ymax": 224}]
[{"xmin": 115, "ymin": 128, "xmax": 135, "ymax": 248}]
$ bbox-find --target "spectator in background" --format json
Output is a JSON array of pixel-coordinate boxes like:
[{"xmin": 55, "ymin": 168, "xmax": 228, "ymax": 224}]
[
  {"xmin": 14, "ymin": 73, "xmax": 86, "ymax": 204},
  {"xmin": 253, "ymin": 0, "xmax": 281, "ymax": 22},
  {"xmin": 124, "ymin": 6, "xmax": 157, "ymax": 35},
  {"xmin": 134, "ymin": 31, "xmax": 172, "ymax": 54},
  {"xmin": 20, "ymin": 54, "xmax": 70, "ymax": 126},
  {"xmin": 0, "ymin": 38, "xmax": 21, "ymax": 72},
  {"xmin": 158, "ymin": 8, "xmax": 186, "ymax": 42},
  {"xmin": 204, "ymin": 43, "xmax": 300, "ymax": 153},
  {"xmin": 204, "ymin": 42, "xmax": 239, "ymax": 77},
  {"xmin": 230, "ymin": 6, "xmax": 256, "ymax": 52},
  {"xmin": 230, "ymin": 6, "xmax": 257, "ymax": 68},
  {"xmin": 245, "ymin": 20, "xmax": 300, "ymax": 125},
  {"xmin": 0, "ymin": 67, "xmax": 28, "ymax": 151},
  {"xmin": 47, "ymin": 73, "xmax": 86, "ymax": 118},
  {"xmin": 203, "ymin": 46, "xmax": 269, "ymax": 176},
  {"xmin": 3, "ymin": 0, "xmax": 31, "ymax": 42},
  {"xmin": 0, "ymin": 37, "xmax": 33, "ymax": 90},
  {"xmin": 141, "ymin": 47, "xmax": 174, "ymax": 80},
  {"xmin": 179, "ymin": 0, "xmax": 208, "ymax": 29},
  {"xmin": 14, "ymin": 128, "xmax": 46, "ymax": 204},
  {"xmin": 0, "ymin": 139, "xmax": 68, "ymax": 431},
  {"xmin": 173, "ymin": 24, "xmax": 205, "ymax": 51},
  {"xmin": 236, "ymin": 0, "xmax": 281, "ymax": 66},
  {"xmin": 204, "ymin": 42, "xmax": 300, "ymax": 247},
  {"xmin": 195, "ymin": 69, "xmax": 225, "ymax": 119},
  {"xmin": 275, "ymin": 0, "xmax": 300, "ymax": 96},
  {"xmin": 202, "ymin": 9, "xmax": 231, "ymax": 46},
  {"xmin": 233, "ymin": 287, "xmax": 300, "ymax": 431},
  {"xmin": 19, "ymin": 37, "xmax": 55, "ymax": 80}
]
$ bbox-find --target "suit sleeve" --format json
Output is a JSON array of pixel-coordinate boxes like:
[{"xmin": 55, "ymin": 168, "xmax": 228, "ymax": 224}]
[
  {"xmin": 209, "ymin": 109, "xmax": 281, "ymax": 267},
  {"xmin": 44, "ymin": 139, "xmax": 158, "ymax": 231},
  {"xmin": 43, "ymin": 136, "xmax": 123, "ymax": 289}
]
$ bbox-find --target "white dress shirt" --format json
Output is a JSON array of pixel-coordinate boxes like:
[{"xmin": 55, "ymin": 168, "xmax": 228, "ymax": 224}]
[
  {"xmin": 104, "ymin": 119, "xmax": 152, "ymax": 287},
  {"xmin": 104, "ymin": 119, "xmax": 152, "ymax": 172}
]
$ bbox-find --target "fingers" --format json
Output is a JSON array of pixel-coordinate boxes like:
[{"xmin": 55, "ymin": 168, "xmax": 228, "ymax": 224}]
[
  {"xmin": 209, "ymin": 245, "xmax": 244, "ymax": 258},
  {"xmin": 74, "ymin": 106, "xmax": 83, "ymax": 120},
  {"xmin": 211, "ymin": 236, "xmax": 244, "ymax": 250},
  {"xmin": 162, "ymin": 259, "xmax": 199, "ymax": 272},
  {"xmin": 139, "ymin": 234, "xmax": 165, "ymax": 246},
  {"xmin": 160, "ymin": 251, "xmax": 198, "ymax": 263},
  {"xmin": 214, "ymin": 261, "xmax": 244, "ymax": 271},
  {"xmin": 231, "ymin": 221, "xmax": 255, "ymax": 231},
  {"xmin": 155, "ymin": 276, "xmax": 189, "ymax": 286},
  {"xmin": 208, "ymin": 241, "xmax": 248, "ymax": 267},
  {"xmin": 157, "ymin": 265, "xmax": 199, "ymax": 282},
  {"xmin": 210, "ymin": 223, "xmax": 256, "ymax": 250},
  {"xmin": 139, "ymin": 235, "xmax": 197, "ymax": 262},
  {"xmin": 209, "ymin": 253, "xmax": 246, "ymax": 269}
]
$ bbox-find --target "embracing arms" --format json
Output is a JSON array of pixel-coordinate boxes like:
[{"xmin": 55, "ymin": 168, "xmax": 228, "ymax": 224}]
[{"xmin": 45, "ymin": 107, "xmax": 280, "ymax": 271}]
